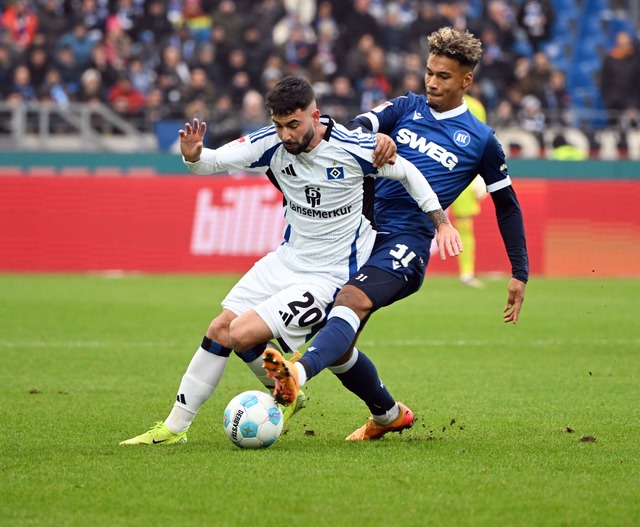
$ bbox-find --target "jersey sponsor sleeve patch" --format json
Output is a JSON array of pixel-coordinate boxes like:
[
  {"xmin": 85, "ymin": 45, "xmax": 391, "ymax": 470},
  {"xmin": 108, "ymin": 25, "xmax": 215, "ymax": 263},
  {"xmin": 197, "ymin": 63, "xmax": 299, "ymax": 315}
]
[{"xmin": 372, "ymin": 101, "xmax": 393, "ymax": 113}]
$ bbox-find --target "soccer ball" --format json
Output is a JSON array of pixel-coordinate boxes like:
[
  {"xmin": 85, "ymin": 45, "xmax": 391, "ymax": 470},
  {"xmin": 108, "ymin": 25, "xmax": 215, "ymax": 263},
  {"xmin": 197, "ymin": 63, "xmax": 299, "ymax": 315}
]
[{"xmin": 223, "ymin": 390, "xmax": 283, "ymax": 449}]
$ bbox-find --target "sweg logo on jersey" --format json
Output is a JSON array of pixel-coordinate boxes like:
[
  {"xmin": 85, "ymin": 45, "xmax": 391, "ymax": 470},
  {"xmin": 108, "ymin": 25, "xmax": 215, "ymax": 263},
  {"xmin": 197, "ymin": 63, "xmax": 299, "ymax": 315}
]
[{"xmin": 395, "ymin": 128, "xmax": 458, "ymax": 170}]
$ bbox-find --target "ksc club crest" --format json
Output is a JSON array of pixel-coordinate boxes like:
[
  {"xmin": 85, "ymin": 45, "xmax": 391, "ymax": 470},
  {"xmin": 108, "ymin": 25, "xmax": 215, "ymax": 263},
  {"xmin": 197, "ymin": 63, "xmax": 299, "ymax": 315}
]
[{"xmin": 453, "ymin": 130, "xmax": 471, "ymax": 147}]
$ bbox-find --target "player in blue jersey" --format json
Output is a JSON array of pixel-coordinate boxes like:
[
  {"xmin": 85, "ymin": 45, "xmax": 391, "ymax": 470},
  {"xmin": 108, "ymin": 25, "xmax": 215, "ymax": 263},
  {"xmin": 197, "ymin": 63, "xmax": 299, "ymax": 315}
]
[
  {"xmin": 121, "ymin": 75, "xmax": 459, "ymax": 445},
  {"xmin": 263, "ymin": 27, "xmax": 529, "ymax": 440}
]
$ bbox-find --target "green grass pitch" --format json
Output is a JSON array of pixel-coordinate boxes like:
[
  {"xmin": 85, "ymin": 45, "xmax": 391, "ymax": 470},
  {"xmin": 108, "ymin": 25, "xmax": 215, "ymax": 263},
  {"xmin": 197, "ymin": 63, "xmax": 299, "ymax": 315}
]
[{"xmin": 1, "ymin": 274, "xmax": 639, "ymax": 527}]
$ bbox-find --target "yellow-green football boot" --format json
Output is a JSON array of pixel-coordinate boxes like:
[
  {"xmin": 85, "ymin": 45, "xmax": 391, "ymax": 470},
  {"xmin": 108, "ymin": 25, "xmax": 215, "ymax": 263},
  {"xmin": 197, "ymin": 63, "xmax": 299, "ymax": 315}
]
[
  {"xmin": 280, "ymin": 389, "xmax": 306, "ymax": 423},
  {"xmin": 120, "ymin": 421, "xmax": 187, "ymax": 445}
]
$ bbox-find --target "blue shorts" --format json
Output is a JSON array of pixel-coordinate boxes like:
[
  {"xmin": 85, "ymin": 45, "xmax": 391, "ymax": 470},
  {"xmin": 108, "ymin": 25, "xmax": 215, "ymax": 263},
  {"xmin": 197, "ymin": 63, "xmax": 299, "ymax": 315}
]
[{"xmin": 346, "ymin": 232, "xmax": 432, "ymax": 318}]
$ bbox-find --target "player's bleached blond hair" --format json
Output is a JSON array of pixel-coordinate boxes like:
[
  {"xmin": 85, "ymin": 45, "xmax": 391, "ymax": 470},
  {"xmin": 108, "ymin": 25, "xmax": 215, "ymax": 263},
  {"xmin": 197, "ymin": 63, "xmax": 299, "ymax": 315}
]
[{"xmin": 427, "ymin": 27, "xmax": 483, "ymax": 69}]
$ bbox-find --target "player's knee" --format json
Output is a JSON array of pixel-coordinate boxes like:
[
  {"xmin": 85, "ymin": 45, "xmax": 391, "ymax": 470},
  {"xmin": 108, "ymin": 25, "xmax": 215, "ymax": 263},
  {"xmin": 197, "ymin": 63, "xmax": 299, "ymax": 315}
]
[
  {"xmin": 334, "ymin": 285, "xmax": 372, "ymax": 320},
  {"xmin": 228, "ymin": 318, "xmax": 251, "ymax": 353},
  {"xmin": 206, "ymin": 314, "xmax": 233, "ymax": 348}
]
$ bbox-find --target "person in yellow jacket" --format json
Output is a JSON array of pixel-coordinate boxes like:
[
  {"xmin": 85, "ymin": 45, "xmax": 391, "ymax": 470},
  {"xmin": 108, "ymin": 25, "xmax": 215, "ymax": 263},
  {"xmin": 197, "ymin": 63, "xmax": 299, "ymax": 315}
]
[
  {"xmin": 551, "ymin": 134, "xmax": 588, "ymax": 160},
  {"xmin": 451, "ymin": 94, "xmax": 488, "ymax": 287}
]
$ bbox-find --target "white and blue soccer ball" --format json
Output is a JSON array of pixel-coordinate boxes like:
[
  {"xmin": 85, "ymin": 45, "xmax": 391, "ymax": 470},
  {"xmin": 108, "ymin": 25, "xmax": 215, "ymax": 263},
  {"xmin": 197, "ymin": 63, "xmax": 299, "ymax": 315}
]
[{"xmin": 223, "ymin": 390, "xmax": 283, "ymax": 449}]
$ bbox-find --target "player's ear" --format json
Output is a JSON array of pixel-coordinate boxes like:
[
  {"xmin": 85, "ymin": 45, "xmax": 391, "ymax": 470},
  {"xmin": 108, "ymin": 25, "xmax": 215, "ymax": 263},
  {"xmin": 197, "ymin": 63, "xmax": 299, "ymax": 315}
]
[{"xmin": 462, "ymin": 71, "xmax": 473, "ymax": 90}]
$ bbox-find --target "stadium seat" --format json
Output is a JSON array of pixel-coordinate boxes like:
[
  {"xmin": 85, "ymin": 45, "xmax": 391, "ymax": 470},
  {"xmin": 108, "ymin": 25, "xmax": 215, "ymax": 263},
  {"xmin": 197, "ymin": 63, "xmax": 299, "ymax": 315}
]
[
  {"xmin": 571, "ymin": 86, "xmax": 607, "ymax": 129},
  {"xmin": 578, "ymin": 12, "xmax": 605, "ymax": 40},
  {"xmin": 542, "ymin": 38, "xmax": 574, "ymax": 71},
  {"xmin": 553, "ymin": 0, "xmax": 578, "ymax": 11},
  {"xmin": 584, "ymin": 0, "xmax": 610, "ymax": 12},
  {"xmin": 551, "ymin": 15, "xmax": 579, "ymax": 40},
  {"xmin": 567, "ymin": 61, "xmax": 600, "ymax": 90},
  {"xmin": 574, "ymin": 36, "xmax": 608, "ymax": 63},
  {"xmin": 512, "ymin": 38, "xmax": 534, "ymax": 58}
]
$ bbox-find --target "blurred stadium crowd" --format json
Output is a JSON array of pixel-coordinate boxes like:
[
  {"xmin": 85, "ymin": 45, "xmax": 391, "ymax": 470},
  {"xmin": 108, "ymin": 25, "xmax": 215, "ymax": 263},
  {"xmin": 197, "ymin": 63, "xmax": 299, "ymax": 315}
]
[{"xmin": 1, "ymin": 0, "xmax": 639, "ymax": 148}]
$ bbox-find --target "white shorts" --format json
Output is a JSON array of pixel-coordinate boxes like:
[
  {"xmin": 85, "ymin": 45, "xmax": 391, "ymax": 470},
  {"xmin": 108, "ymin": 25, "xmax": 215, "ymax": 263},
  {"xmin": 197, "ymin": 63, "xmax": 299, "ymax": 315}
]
[{"xmin": 221, "ymin": 250, "xmax": 340, "ymax": 351}]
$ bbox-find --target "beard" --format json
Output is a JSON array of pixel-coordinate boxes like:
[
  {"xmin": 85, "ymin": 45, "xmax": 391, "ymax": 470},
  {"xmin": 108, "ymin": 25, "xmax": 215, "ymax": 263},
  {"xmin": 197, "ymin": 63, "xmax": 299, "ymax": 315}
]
[{"xmin": 283, "ymin": 126, "xmax": 315, "ymax": 155}]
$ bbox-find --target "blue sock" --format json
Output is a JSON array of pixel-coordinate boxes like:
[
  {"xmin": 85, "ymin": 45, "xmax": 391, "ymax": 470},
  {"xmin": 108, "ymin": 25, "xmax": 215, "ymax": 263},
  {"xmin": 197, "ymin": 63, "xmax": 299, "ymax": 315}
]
[
  {"xmin": 329, "ymin": 348, "xmax": 395, "ymax": 415},
  {"xmin": 236, "ymin": 343, "xmax": 267, "ymax": 363},
  {"xmin": 201, "ymin": 336, "xmax": 232, "ymax": 357},
  {"xmin": 299, "ymin": 306, "xmax": 360, "ymax": 378}
]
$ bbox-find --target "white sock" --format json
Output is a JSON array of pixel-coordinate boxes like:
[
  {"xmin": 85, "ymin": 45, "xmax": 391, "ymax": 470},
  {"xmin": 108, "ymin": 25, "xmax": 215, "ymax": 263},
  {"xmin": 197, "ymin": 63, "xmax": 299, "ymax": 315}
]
[
  {"xmin": 294, "ymin": 362, "xmax": 307, "ymax": 386},
  {"xmin": 245, "ymin": 355, "xmax": 275, "ymax": 389},
  {"xmin": 328, "ymin": 305, "xmax": 361, "ymax": 332},
  {"xmin": 165, "ymin": 346, "xmax": 228, "ymax": 433},
  {"xmin": 372, "ymin": 403, "xmax": 400, "ymax": 425},
  {"xmin": 327, "ymin": 347, "xmax": 359, "ymax": 374}
]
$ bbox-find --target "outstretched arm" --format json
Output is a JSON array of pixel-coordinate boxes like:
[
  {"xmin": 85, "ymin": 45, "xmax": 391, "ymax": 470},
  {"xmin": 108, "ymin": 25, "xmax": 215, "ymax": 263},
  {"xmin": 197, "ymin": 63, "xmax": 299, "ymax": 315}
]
[
  {"xmin": 490, "ymin": 186, "xmax": 529, "ymax": 324},
  {"xmin": 179, "ymin": 118, "xmax": 207, "ymax": 162},
  {"xmin": 179, "ymin": 118, "xmax": 268, "ymax": 175}
]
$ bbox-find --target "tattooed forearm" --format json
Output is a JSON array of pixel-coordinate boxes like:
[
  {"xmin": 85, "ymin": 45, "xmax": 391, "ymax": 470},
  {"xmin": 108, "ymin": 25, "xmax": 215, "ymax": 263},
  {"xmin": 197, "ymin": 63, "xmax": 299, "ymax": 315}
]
[{"xmin": 427, "ymin": 208, "xmax": 450, "ymax": 229}]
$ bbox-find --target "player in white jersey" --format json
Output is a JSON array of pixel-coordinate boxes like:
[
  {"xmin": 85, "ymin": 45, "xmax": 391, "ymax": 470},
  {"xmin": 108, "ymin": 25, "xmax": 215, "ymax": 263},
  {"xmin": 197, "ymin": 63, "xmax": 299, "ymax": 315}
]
[{"xmin": 120, "ymin": 76, "xmax": 461, "ymax": 445}]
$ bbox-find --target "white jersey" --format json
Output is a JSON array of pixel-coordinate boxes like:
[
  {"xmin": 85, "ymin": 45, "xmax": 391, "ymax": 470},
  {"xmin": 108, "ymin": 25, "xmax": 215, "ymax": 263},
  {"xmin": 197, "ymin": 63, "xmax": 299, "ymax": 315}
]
[{"xmin": 185, "ymin": 117, "xmax": 440, "ymax": 287}]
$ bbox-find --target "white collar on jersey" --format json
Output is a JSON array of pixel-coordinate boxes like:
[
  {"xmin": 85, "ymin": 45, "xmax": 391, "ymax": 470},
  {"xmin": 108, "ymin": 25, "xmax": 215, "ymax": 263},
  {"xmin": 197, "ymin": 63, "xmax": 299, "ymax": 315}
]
[{"xmin": 428, "ymin": 98, "xmax": 468, "ymax": 120}]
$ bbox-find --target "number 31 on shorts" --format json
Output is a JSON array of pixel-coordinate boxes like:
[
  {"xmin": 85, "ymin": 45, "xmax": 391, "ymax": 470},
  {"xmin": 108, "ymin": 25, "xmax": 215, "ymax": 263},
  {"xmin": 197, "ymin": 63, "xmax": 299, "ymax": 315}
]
[{"xmin": 390, "ymin": 244, "xmax": 416, "ymax": 268}]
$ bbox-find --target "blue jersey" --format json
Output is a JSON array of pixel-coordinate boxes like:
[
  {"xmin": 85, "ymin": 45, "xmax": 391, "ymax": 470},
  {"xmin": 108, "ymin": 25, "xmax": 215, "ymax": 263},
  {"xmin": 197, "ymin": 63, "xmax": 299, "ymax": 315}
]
[{"xmin": 352, "ymin": 92, "xmax": 511, "ymax": 239}]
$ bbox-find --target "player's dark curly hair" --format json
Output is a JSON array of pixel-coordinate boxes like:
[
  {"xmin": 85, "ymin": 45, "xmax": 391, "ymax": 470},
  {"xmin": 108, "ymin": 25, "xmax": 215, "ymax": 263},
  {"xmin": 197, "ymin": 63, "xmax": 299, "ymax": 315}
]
[
  {"xmin": 266, "ymin": 76, "xmax": 315, "ymax": 116},
  {"xmin": 427, "ymin": 27, "xmax": 483, "ymax": 69}
]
